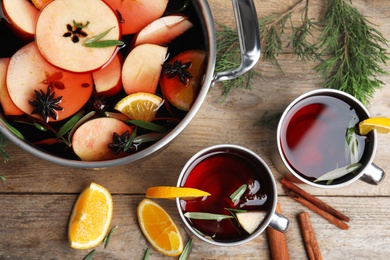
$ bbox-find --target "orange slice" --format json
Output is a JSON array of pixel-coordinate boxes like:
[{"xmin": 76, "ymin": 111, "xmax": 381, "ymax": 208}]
[
  {"xmin": 146, "ymin": 186, "xmax": 210, "ymax": 199},
  {"xmin": 68, "ymin": 182, "xmax": 113, "ymax": 249},
  {"xmin": 137, "ymin": 198, "xmax": 184, "ymax": 256},
  {"xmin": 32, "ymin": 0, "xmax": 51, "ymax": 9},
  {"xmin": 358, "ymin": 117, "xmax": 390, "ymax": 135},
  {"xmin": 114, "ymin": 92, "xmax": 163, "ymax": 122}
]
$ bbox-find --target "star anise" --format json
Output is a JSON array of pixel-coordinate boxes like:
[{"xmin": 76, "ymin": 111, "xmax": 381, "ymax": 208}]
[
  {"xmin": 108, "ymin": 130, "xmax": 130, "ymax": 154},
  {"xmin": 88, "ymin": 91, "xmax": 108, "ymax": 114},
  {"xmin": 162, "ymin": 60, "xmax": 193, "ymax": 85},
  {"xmin": 29, "ymin": 88, "xmax": 63, "ymax": 123}
]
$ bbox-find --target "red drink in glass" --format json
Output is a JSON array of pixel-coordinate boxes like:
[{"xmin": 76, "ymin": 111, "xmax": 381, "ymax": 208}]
[
  {"xmin": 178, "ymin": 149, "xmax": 272, "ymax": 242},
  {"xmin": 280, "ymin": 95, "xmax": 368, "ymax": 184}
]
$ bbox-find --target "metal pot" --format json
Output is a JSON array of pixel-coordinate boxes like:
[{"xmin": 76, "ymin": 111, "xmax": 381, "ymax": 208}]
[{"xmin": 0, "ymin": 0, "xmax": 260, "ymax": 168}]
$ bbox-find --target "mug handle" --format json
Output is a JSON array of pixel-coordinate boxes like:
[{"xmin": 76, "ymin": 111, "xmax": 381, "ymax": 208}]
[
  {"xmin": 360, "ymin": 163, "xmax": 385, "ymax": 185},
  {"xmin": 213, "ymin": 0, "xmax": 261, "ymax": 83},
  {"xmin": 269, "ymin": 212, "xmax": 290, "ymax": 233}
]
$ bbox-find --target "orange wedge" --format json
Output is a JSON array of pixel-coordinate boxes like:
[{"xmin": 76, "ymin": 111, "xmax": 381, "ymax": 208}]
[
  {"xmin": 146, "ymin": 186, "xmax": 210, "ymax": 199},
  {"xmin": 114, "ymin": 92, "xmax": 163, "ymax": 122},
  {"xmin": 32, "ymin": 0, "xmax": 51, "ymax": 9},
  {"xmin": 358, "ymin": 117, "xmax": 390, "ymax": 135},
  {"xmin": 68, "ymin": 183, "xmax": 113, "ymax": 249},
  {"xmin": 137, "ymin": 198, "xmax": 184, "ymax": 256}
]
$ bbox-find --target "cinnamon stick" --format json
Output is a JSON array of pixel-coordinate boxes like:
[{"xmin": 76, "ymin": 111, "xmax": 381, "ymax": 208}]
[
  {"xmin": 266, "ymin": 203, "xmax": 290, "ymax": 260},
  {"xmin": 298, "ymin": 212, "xmax": 323, "ymax": 260},
  {"xmin": 281, "ymin": 177, "xmax": 350, "ymax": 222},
  {"xmin": 285, "ymin": 188, "xmax": 349, "ymax": 230}
]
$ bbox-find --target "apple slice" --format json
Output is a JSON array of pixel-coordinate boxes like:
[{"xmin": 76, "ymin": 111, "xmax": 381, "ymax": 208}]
[
  {"xmin": 6, "ymin": 42, "xmax": 93, "ymax": 123},
  {"xmin": 133, "ymin": 15, "xmax": 193, "ymax": 47},
  {"xmin": 236, "ymin": 211, "xmax": 267, "ymax": 235},
  {"xmin": 92, "ymin": 52, "xmax": 123, "ymax": 97},
  {"xmin": 72, "ymin": 117, "xmax": 133, "ymax": 161},
  {"xmin": 104, "ymin": 0, "xmax": 168, "ymax": 35},
  {"xmin": 2, "ymin": 0, "xmax": 39, "ymax": 40},
  {"xmin": 0, "ymin": 58, "xmax": 24, "ymax": 116},
  {"xmin": 35, "ymin": 0, "xmax": 121, "ymax": 73},
  {"xmin": 122, "ymin": 44, "xmax": 167, "ymax": 95}
]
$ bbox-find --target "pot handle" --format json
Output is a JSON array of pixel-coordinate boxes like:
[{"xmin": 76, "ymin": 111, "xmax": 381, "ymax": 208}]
[{"xmin": 213, "ymin": 0, "xmax": 261, "ymax": 83}]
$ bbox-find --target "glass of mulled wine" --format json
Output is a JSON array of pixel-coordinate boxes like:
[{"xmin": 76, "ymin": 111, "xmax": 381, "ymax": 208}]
[
  {"xmin": 274, "ymin": 89, "xmax": 385, "ymax": 188},
  {"xmin": 176, "ymin": 144, "xmax": 290, "ymax": 246}
]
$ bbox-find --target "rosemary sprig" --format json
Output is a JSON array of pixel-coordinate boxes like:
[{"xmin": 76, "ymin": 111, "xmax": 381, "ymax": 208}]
[
  {"xmin": 143, "ymin": 248, "xmax": 150, "ymax": 260},
  {"xmin": 103, "ymin": 225, "xmax": 118, "ymax": 248},
  {"xmin": 184, "ymin": 212, "xmax": 233, "ymax": 221},
  {"xmin": 83, "ymin": 249, "xmax": 96, "ymax": 260},
  {"xmin": 84, "ymin": 27, "xmax": 124, "ymax": 48},
  {"xmin": 314, "ymin": 162, "xmax": 362, "ymax": 184},
  {"xmin": 229, "ymin": 184, "xmax": 247, "ymax": 203},
  {"xmin": 178, "ymin": 238, "xmax": 193, "ymax": 260}
]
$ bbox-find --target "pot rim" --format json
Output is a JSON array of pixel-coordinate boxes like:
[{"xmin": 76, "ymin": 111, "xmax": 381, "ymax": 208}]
[{"xmin": 0, "ymin": 0, "xmax": 217, "ymax": 168}]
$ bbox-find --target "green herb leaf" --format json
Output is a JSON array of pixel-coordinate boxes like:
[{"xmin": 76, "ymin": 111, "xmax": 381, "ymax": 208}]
[
  {"xmin": 225, "ymin": 208, "xmax": 248, "ymax": 213},
  {"xmin": 0, "ymin": 175, "xmax": 6, "ymax": 182},
  {"xmin": 83, "ymin": 249, "xmax": 96, "ymax": 260},
  {"xmin": 184, "ymin": 212, "xmax": 233, "ymax": 221},
  {"xmin": 143, "ymin": 248, "xmax": 150, "ymax": 260},
  {"xmin": 103, "ymin": 225, "xmax": 118, "ymax": 249},
  {"xmin": 230, "ymin": 184, "xmax": 247, "ymax": 203},
  {"xmin": 0, "ymin": 118, "xmax": 24, "ymax": 140},
  {"xmin": 178, "ymin": 238, "xmax": 193, "ymax": 260},
  {"xmin": 225, "ymin": 208, "xmax": 248, "ymax": 228},
  {"xmin": 84, "ymin": 40, "xmax": 124, "ymax": 48},
  {"xmin": 127, "ymin": 120, "xmax": 168, "ymax": 133},
  {"xmin": 124, "ymin": 128, "xmax": 137, "ymax": 152},
  {"xmin": 314, "ymin": 163, "xmax": 362, "ymax": 183},
  {"xmin": 85, "ymin": 27, "xmax": 116, "ymax": 44},
  {"xmin": 56, "ymin": 110, "xmax": 85, "ymax": 138},
  {"xmin": 33, "ymin": 122, "xmax": 49, "ymax": 132},
  {"xmin": 73, "ymin": 20, "xmax": 90, "ymax": 29}
]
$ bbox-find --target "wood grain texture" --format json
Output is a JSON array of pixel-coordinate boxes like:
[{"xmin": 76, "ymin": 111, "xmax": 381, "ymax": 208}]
[{"xmin": 1, "ymin": 0, "xmax": 390, "ymax": 259}]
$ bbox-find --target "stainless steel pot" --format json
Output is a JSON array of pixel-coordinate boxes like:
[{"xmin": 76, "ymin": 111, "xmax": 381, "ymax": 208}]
[{"xmin": 0, "ymin": 0, "xmax": 260, "ymax": 168}]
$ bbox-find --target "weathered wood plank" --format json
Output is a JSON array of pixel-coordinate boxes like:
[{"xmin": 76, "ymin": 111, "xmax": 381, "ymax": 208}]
[{"xmin": 0, "ymin": 195, "xmax": 389, "ymax": 259}]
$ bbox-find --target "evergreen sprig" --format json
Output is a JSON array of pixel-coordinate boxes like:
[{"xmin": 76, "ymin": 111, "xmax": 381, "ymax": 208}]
[
  {"xmin": 215, "ymin": 23, "xmax": 256, "ymax": 99},
  {"xmin": 315, "ymin": 0, "xmax": 389, "ymax": 105},
  {"xmin": 215, "ymin": 0, "xmax": 389, "ymax": 106}
]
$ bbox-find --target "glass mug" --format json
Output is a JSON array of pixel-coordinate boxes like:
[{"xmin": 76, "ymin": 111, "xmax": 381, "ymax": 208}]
[
  {"xmin": 176, "ymin": 144, "xmax": 290, "ymax": 246},
  {"xmin": 273, "ymin": 89, "xmax": 385, "ymax": 188}
]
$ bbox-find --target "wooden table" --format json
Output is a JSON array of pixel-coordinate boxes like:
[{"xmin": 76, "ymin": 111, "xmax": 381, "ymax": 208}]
[{"xmin": 1, "ymin": 0, "xmax": 390, "ymax": 259}]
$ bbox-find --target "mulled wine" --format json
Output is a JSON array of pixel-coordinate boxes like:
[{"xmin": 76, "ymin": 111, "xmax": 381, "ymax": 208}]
[
  {"xmin": 280, "ymin": 95, "xmax": 370, "ymax": 184},
  {"xmin": 0, "ymin": 1, "xmax": 207, "ymax": 161},
  {"xmin": 178, "ymin": 148, "xmax": 273, "ymax": 243}
]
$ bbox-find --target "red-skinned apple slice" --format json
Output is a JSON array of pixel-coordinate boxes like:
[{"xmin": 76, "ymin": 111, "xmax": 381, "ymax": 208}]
[
  {"xmin": 0, "ymin": 58, "xmax": 24, "ymax": 116},
  {"xmin": 2, "ymin": 0, "xmax": 39, "ymax": 40},
  {"xmin": 72, "ymin": 117, "xmax": 133, "ymax": 161},
  {"xmin": 160, "ymin": 50, "xmax": 207, "ymax": 111},
  {"xmin": 122, "ymin": 44, "xmax": 167, "ymax": 95},
  {"xmin": 92, "ymin": 52, "xmax": 123, "ymax": 97},
  {"xmin": 103, "ymin": 0, "xmax": 168, "ymax": 35},
  {"xmin": 35, "ymin": 0, "xmax": 121, "ymax": 73},
  {"xmin": 6, "ymin": 42, "xmax": 93, "ymax": 123},
  {"xmin": 132, "ymin": 15, "xmax": 193, "ymax": 47}
]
